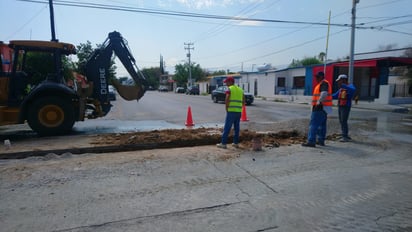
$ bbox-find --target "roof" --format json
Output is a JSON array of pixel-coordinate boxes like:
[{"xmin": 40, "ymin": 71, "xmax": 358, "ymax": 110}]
[
  {"xmin": 333, "ymin": 57, "xmax": 412, "ymax": 67},
  {"xmin": 8, "ymin": 40, "xmax": 76, "ymax": 54},
  {"xmin": 207, "ymin": 74, "xmax": 242, "ymax": 80}
]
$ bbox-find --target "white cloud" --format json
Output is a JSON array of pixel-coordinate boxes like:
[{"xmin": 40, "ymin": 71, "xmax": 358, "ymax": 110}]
[
  {"xmin": 158, "ymin": 0, "xmax": 265, "ymax": 10},
  {"xmin": 175, "ymin": 0, "xmax": 214, "ymax": 9},
  {"xmin": 166, "ymin": 57, "xmax": 180, "ymax": 67}
]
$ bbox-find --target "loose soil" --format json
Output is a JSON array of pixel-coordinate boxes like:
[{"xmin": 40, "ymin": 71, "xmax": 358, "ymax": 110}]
[
  {"xmin": 1, "ymin": 118, "xmax": 344, "ymax": 158},
  {"xmin": 90, "ymin": 117, "xmax": 346, "ymax": 151},
  {"xmin": 91, "ymin": 128, "xmax": 307, "ymax": 150}
]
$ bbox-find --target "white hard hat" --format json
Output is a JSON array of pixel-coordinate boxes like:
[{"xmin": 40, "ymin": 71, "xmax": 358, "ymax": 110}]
[{"xmin": 336, "ymin": 74, "xmax": 348, "ymax": 82}]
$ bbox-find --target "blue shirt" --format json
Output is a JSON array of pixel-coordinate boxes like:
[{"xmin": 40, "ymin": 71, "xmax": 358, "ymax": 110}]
[{"xmin": 332, "ymin": 83, "xmax": 356, "ymax": 107}]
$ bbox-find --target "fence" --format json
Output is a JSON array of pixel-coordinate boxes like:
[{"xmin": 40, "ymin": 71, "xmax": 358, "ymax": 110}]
[{"xmin": 392, "ymin": 83, "xmax": 412, "ymax": 97}]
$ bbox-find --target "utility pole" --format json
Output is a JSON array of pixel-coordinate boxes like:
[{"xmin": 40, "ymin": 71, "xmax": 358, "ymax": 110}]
[
  {"xmin": 349, "ymin": 0, "xmax": 359, "ymax": 84},
  {"xmin": 324, "ymin": 10, "xmax": 331, "ymax": 74},
  {"xmin": 184, "ymin": 42, "xmax": 194, "ymax": 87}
]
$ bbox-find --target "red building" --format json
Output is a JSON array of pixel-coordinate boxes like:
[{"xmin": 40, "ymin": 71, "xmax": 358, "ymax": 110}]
[{"xmin": 308, "ymin": 57, "xmax": 412, "ymax": 101}]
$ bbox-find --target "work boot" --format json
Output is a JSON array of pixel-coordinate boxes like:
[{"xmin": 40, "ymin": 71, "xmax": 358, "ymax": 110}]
[
  {"xmin": 317, "ymin": 141, "xmax": 325, "ymax": 146},
  {"xmin": 301, "ymin": 142, "xmax": 316, "ymax": 147},
  {"xmin": 216, "ymin": 143, "xmax": 227, "ymax": 149},
  {"xmin": 232, "ymin": 143, "xmax": 239, "ymax": 148},
  {"xmin": 340, "ymin": 137, "xmax": 350, "ymax": 142}
]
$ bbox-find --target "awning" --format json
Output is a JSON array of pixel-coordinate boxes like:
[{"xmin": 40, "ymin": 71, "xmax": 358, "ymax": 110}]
[
  {"xmin": 377, "ymin": 57, "xmax": 412, "ymax": 66},
  {"xmin": 333, "ymin": 57, "xmax": 412, "ymax": 67},
  {"xmin": 334, "ymin": 60, "xmax": 376, "ymax": 67}
]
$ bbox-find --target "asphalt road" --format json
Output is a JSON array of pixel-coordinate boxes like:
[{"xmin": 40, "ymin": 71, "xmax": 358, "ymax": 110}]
[
  {"xmin": 1, "ymin": 90, "xmax": 410, "ymax": 136},
  {"xmin": 0, "ymin": 91, "xmax": 412, "ymax": 231},
  {"xmin": 106, "ymin": 90, "xmax": 312, "ymax": 124},
  {"xmin": 87, "ymin": 90, "xmax": 412, "ymax": 134},
  {"xmin": 1, "ymin": 130, "xmax": 411, "ymax": 231}
]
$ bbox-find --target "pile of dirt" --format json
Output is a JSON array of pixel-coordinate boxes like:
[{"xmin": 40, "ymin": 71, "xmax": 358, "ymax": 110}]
[{"xmin": 91, "ymin": 128, "xmax": 306, "ymax": 150}]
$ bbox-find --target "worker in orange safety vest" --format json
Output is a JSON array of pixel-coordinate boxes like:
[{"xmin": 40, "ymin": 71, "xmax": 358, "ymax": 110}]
[{"xmin": 302, "ymin": 71, "xmax": 332, "ymax": 147}]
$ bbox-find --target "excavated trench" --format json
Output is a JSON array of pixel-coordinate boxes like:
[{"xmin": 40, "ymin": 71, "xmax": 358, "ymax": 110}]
[
  {"xmin": 1, "ymin": 128, "xmax": 311, "ymax": 159},
  {"xmin": 91, "ymin": 128, "xmax": 306, "ymax": 149},
  {"xmin": 1, "ymin": 116, "xmax": 354, "ymax": 159}
]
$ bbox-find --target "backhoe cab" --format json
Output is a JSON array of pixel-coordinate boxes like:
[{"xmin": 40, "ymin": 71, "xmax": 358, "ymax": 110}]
[{"xmin": 0, "ymin": 31, "xmax": 147, "ymax": 136}]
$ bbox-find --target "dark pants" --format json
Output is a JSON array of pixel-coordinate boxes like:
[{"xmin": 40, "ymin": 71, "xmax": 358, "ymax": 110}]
[
  {"xmin": 307, "ymin": 110, "xmax": 327, "ymax": 144},
  {"xmin": 338, "ymin": 106, "xmax": 351, "ymax": 138},
  {"xmin": 221, "ymin": 112, "xmax": 241, "ymax": 145}
]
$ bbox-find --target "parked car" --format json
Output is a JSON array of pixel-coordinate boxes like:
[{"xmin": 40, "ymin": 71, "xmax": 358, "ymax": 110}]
[
  {"xmin": 108, "ymin": 85, "xmax": 116, "ymax": 101},
  {"xmin": 158, "ymin": 86, "xmax": 168, "ymax": 92},
  {"xmin": 186, "ymin": 86, "xmax": 200, "ymax": 95},
  {"xmin": 175, "ymin": 87, "xmax": 185, "ymax": 93},
  {"xmin": 211, "ymin": 86, "xmax": 254, "ymax": 105}
]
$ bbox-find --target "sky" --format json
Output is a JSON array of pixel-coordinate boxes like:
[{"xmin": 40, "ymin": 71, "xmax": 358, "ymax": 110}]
[{"xmin": 1, "ymin": 0, "xmax": 411, "ymax": 76}]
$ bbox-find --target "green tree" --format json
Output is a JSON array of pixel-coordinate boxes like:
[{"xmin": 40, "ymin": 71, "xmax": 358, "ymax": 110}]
[
  {"xmin": 289, "ymin": 56, "xmax": 322, "ymax": 68},
  {"xmin": 141, "ymin": 67, "xmax": 161, "ymax": 88},
  {"xmin": 75, "ymin": 41, "xmax": 116, "ymax": 81},
  {"xmin": 288, "ymin": 59, "xmax": 301, "ymax": 68},
  {"xmin": 301, "ymin": 57, "xmax": 322, "ymax": 66},
  {"xmin": 25, "ymin": 52, "xmax": 74, "ymax": 85},
  {"xmin": 74, "ymin": 41, "xmax": 93, "ymax": 74},
  {"xmin": 173, "ymin": 62, "xmax": 207, "ymax": 87},
  {"xmin": 210, "ymin": 70, "xmax": 227, "ymax": 76},
  {"xmin": 318, "ymin": 52, "xmax": 326, "ymax": 62}
]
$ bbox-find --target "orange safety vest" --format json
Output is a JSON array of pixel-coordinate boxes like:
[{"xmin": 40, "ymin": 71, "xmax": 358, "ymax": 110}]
[
  {"xmin": 312, "ymin": 80, "xmax": 332, "ymax": 106},
  {"xmin": 338, "ymin": 88, "xmax": 348, "ymax": 106}
]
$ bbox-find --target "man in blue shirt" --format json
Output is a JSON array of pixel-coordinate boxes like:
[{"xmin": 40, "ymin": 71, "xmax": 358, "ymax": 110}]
[{"xmin": 332, "ymin": 74, "xmax": 356, "ymax": 142}]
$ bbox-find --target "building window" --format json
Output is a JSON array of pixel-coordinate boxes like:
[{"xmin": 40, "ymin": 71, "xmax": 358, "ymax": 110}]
[
  {"xmin": 293, "ymin": 76, "xmax": 305, "ymax": 89},
  {"xmin": 277, "ymin": 77, "xmax": 285, "ymax": 87}
]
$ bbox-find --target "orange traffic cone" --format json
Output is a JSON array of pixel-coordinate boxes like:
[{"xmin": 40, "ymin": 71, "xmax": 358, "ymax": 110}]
[
  {"xmin": 241, "ymin": 105, "xmax": 249, "ymax": 122},
  {"xmin": 185, "ymin": 106, "xmax": 195, "ymax": 127}
]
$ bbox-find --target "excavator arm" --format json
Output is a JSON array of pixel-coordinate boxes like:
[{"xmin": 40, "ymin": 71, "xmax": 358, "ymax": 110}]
[
  {"xmin": 107, "ymin": 31, "xmax": 146, "ymax": 87},
  {"xmin": 85, "ymin": 31, "xmax": 147, "ymax": 116}
]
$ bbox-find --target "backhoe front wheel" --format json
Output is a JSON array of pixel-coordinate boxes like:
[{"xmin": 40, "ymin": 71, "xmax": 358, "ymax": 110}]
[{"xmin": 27, "ymin": 97, "xmax": 75, "ymax": 136}]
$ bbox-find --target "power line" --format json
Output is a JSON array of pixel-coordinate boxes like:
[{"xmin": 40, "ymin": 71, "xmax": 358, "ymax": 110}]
[
  {"xmin": 4, "ymin": 4, "xmax": 47, "ymax": 40},
  {"xmin": 192, "ymin": 0, "xmax": 272, "ymax": 43},
  {"xmin": 379, "ymin": 28, "xmax": 412, "ymax": 36},
  {"xmin": 223, "ymin": 29, "xmax": 350, "ymax": 70},
  {"xmin": 194, "ymin": 0, "xmax": 284, "ymax": 44},
  {"xmin": 196, "ymin": 9, "xmax": 353, "ymax": 62},
  {"xmin": 18, "ymin": 0, "xmax": 367, "ymax": 28},
  {"xmin": 357, "ymin": 0, "xmax": 406, "ymax": 11},
  {"xmin": 358, "ymin": 14, "xmax": 412, "ymax": 25},
  {"xmin": 14, "ymin": 0, "xmax": 410, "ymax": 71}
]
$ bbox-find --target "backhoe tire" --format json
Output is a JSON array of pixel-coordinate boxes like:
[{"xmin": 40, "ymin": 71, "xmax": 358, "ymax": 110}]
[{"xmin": 27, "ymin": 97, "xmax": 75, "ymax": 136}]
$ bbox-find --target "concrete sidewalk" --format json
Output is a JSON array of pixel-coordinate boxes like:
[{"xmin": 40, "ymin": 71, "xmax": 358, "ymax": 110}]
[
  {"xmin": 351, "ymin": 101, "xmax": 411, "ymax": 113},
  {"xmin": 1, "ymin": 128, "xmax": 411, "ymax": 232},
  {"xmin": 257, "ymin": 95, "xmax": 411, "ymax": 113}
]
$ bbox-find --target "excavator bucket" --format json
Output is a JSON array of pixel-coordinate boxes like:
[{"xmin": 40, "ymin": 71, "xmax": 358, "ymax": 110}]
[{"xmin": 111, "ymin": 78, "xmax": 145, "ymax": 101}]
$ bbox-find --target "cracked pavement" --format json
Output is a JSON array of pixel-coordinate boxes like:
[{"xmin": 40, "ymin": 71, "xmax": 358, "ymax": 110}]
[{"xmin": 1, "ymin": 125, "xmax": 412, "ymax": 231}]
